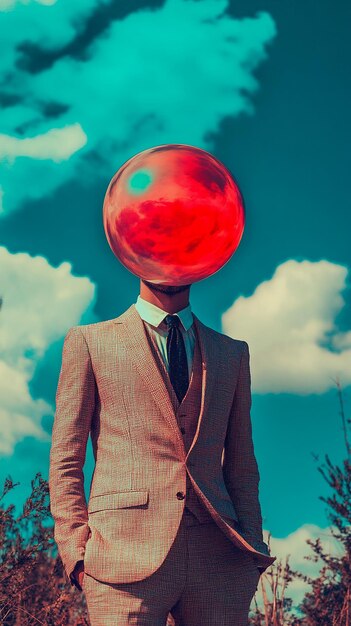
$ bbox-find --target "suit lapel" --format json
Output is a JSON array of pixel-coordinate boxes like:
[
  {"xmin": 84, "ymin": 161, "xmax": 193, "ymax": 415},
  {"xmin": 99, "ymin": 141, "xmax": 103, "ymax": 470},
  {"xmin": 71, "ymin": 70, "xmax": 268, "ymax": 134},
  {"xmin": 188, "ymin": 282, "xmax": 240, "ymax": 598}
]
[
  {"xmin": 113, "ymin": 304, "xmax": 220, "ymax": 460},
  {"xmin": 186, "ymin": 313, "xmax": 218, "ymax": 460}
]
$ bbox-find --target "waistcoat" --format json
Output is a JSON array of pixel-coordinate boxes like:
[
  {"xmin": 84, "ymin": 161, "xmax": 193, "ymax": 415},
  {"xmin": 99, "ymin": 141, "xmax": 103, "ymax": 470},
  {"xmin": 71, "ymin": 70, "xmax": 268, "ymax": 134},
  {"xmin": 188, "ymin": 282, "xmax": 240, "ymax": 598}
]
[{"xmin": 142, "ymin": 320, "xmax": 213, "ymax": 523}]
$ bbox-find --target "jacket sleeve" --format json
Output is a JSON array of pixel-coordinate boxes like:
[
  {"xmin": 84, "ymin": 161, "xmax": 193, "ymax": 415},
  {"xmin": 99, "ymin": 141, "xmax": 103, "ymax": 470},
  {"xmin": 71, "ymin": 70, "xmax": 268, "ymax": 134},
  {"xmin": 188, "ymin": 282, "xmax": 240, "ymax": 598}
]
[
  {"xmin": 222, "ymin": 341, "xmax": 271, "ymax": 559},
  {"xmin": 49, "ymin": 326, "xmax": 96, "ymax": 587}
]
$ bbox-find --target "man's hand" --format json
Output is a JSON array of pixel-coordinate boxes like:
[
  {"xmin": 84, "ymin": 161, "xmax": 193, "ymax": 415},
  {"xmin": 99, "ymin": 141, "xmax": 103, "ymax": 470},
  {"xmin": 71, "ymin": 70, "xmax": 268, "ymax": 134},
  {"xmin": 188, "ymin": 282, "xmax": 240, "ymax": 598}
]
[{"xmin": 72, "ymin": 559, "xmax": 85, "ymax": 590}]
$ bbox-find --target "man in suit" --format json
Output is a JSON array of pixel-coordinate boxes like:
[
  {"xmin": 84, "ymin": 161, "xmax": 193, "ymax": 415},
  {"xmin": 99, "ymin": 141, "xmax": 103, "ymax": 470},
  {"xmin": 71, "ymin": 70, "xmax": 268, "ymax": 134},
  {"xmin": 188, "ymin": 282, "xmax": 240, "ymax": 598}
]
[{"xmin": 49, "ymin": 276, "xmax": 276, "ymax": 625}]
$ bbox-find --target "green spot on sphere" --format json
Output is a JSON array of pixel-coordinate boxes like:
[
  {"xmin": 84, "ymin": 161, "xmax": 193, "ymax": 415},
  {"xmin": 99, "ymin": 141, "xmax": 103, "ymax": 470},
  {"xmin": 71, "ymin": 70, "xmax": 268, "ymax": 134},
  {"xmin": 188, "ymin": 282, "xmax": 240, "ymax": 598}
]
[{"xmin": 128, "ymin": 170, "xmax": 153, "ymax": 194}]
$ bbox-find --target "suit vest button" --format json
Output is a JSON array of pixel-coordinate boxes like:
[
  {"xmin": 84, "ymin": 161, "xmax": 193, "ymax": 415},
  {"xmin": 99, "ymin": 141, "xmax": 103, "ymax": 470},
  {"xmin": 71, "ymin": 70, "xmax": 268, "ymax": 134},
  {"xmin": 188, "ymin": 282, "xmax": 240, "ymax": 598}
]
[{"xmin": 176, "ymin": 491, "xmax": 185, "ymax": 500}]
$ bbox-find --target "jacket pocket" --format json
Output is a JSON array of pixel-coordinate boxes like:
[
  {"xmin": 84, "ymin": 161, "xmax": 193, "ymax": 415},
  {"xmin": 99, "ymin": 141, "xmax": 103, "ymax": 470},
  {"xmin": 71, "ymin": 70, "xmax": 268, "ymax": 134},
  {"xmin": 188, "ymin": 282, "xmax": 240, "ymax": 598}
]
[{"xmin": 88, "ymin": 489, "xmax": 149, "ymax": 513}]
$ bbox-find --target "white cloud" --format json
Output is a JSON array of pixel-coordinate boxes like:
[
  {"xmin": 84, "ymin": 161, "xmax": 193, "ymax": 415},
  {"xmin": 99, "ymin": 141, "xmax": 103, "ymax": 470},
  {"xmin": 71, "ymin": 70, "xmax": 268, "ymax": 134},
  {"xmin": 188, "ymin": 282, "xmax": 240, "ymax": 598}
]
[
  {"xmin": 256, "ymin": 523, "xmax": 343, "ymax": 616},
  {"xmin": 0, "ymin": 246, "xmax": 96, "ymax": 455},
  {"xmin": 0, "ymin": 360, "xmax": 50, "ymax": 455},
  {"xmin": 0, "ymin": 0, "xmax": 57, "ymax": 12},
  {"xmin": 0, "ymin": 0, "xmax": 276, "ymax": 214},
  {"xmin": 0, "ymin": 124, "xmax": 87, "ymax": 163},
  {"xmin": 221, "ymin": 259, "xmax": 351, "ymax": 394},
  {"xmin": 0, "ymin": 0, "xmax": 109, "ymax": 52}
]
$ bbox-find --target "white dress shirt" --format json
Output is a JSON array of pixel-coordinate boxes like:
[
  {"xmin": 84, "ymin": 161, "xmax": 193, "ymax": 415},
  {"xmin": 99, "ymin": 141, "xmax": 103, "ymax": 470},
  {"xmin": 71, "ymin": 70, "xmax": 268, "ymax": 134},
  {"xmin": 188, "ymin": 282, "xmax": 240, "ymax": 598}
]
[{"xmin": 134, "ymin": 294, "xmax": 195, "ymax": 380}]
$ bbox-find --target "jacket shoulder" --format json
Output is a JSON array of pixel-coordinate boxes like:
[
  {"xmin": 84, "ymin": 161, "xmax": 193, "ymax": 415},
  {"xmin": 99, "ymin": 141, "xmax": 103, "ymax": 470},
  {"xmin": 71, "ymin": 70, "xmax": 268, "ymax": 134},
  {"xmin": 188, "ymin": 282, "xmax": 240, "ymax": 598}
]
[
  {"xmin": 200, "ymin": 321, "xmax": 247, "ymax": 354},
  {"xmin": 220, "ymin": 331, "xmax": 247, "ymax": 350},
  {"xmin": 67, "ymin": 318, "xmax": 116, "ymax": 338}
]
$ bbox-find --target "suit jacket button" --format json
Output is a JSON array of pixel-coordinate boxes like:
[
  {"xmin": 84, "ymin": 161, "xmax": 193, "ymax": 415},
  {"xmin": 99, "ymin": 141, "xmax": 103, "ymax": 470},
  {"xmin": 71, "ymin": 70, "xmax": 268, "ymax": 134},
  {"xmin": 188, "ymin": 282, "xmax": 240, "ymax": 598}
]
[{"xmin": 176, "ymin": 491, "xmax": 185, "ymax": 500}]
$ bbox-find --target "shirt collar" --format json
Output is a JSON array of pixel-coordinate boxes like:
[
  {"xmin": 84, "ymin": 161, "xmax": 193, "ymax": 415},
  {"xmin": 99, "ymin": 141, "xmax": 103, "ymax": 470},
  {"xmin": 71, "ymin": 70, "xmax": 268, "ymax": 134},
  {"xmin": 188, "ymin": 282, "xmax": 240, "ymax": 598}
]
[{"xmin": 135, "ymin": 294, "xmax": 193, "ymax": 331}]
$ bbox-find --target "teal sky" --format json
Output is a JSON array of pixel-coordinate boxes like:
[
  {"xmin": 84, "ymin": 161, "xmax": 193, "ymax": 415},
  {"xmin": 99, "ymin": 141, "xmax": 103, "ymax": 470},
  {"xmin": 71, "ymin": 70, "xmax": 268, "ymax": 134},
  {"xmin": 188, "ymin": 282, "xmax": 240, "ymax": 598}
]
[{"xmin": 0, "ymin": 0, "xmax": 350, "ymax": 609}]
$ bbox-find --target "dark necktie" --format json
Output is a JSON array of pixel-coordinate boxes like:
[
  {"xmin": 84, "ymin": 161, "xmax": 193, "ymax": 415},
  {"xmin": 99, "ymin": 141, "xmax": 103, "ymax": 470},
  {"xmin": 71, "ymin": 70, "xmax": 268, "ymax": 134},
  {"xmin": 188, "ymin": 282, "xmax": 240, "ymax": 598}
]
[{"xmin": 164, "ymin": 314, "xmax": 189, "ymax": 403}]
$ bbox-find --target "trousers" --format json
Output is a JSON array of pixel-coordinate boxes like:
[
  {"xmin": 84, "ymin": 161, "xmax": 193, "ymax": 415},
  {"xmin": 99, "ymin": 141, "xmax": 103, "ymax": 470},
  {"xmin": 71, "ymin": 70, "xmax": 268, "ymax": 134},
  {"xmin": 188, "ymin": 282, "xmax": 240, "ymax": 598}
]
[{"xmin": 82, "ymin": 508, "xmax": 261, "ymax": 626}]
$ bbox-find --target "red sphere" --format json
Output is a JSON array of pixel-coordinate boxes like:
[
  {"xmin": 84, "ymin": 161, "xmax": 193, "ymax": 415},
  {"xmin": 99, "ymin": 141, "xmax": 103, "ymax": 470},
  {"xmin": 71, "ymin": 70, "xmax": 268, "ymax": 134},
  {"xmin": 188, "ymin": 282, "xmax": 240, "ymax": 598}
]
[{"xmin": 103, "ymin": 144, "xmax": 245, "ymax": 285}]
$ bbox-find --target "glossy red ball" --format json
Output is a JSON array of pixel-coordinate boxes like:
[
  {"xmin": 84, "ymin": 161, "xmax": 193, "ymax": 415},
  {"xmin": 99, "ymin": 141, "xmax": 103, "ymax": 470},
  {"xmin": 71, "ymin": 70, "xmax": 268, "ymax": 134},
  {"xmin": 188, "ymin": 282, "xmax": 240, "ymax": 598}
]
[{"xmin": 103, "ymin": 144, "xmax": 245, "ymax": 285}]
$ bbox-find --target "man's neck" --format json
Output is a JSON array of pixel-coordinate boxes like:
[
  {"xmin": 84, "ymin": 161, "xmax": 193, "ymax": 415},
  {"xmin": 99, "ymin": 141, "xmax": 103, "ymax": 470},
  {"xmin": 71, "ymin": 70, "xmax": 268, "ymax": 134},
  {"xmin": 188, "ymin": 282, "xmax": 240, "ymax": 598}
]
[{"xmin": 139, "ymin": 281, "xmax": 191, "ymax": 313}]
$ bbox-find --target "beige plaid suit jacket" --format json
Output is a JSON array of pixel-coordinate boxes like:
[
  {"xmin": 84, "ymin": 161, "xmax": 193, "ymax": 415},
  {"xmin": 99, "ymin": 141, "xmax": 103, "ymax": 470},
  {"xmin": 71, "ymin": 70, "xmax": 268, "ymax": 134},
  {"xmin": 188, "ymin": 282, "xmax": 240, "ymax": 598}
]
[{"xmin": 49, "ymin": 303, "xmax": 276, "ymax": 587}]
